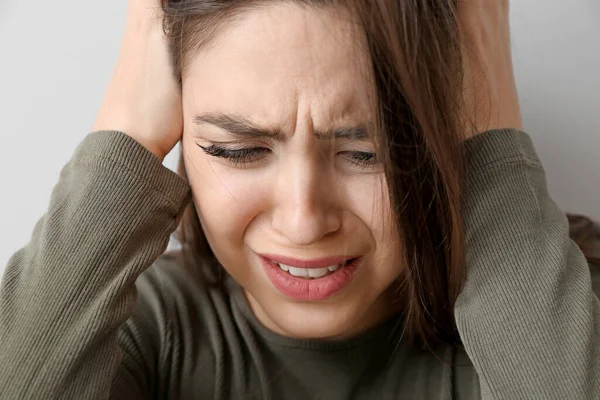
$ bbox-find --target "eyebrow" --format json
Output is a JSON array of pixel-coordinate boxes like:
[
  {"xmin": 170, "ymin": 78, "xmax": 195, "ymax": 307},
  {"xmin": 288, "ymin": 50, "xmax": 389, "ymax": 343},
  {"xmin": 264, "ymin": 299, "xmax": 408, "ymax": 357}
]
[{"xmin": 193, "ymin": 112, "xmax": 370, "ymax": 141}]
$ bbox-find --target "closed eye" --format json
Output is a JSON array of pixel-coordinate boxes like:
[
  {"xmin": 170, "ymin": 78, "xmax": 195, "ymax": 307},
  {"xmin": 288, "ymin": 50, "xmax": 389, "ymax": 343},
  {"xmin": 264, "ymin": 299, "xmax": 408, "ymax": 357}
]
[
  {"xmin": 198, "ymin": 143, "xmax": 379, "ymax": 170},
  {"xmin": 341, "ymin": 151, "xmax": 379, "ymax": 169},
  {"xmin": 197, "ymin": 144, "xmax": 270, "ymax": 165}
]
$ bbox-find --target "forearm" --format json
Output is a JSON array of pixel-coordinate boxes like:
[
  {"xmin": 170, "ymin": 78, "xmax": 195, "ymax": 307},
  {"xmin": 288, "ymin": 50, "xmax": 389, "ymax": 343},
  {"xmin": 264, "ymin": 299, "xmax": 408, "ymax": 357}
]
[
  {"xmin": 455, "ymin": 128, "xmax": 600, "ymax": 399},
  {"xmin": 0, "ymin": 131, "xmax": 191, "ymax": 399}
]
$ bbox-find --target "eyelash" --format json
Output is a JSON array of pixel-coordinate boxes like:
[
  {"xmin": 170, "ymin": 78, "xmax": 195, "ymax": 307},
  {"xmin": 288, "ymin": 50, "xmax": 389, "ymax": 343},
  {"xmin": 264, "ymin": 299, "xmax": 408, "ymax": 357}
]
[
  {"xmin": 197, "ymin": 145, "xmax": 268, "ymax": 164},
  {"xmin": 197, "ymin": 144, "xmax": 379, "ymax": 168}
]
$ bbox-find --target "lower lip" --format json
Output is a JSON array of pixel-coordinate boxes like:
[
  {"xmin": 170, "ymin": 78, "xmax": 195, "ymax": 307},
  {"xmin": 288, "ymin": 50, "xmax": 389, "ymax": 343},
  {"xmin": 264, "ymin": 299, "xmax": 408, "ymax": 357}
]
[{"xmin": 260, "ymin": 256, "xmax": 360, "ymax": 301}]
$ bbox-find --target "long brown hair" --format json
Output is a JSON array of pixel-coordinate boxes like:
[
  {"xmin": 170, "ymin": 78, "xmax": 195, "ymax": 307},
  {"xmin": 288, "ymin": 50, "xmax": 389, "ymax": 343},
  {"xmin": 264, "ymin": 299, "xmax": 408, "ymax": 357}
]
[{"xmin": 162, "ymin": 0, "xmax": 467, "ymax": 351}]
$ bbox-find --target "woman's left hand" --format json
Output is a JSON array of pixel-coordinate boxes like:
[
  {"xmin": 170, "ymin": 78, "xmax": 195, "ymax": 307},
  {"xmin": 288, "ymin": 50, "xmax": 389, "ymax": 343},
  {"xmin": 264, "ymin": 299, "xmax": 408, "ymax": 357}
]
[{"xmin": 458, "ymin": 0, "xmax": 524, "ymax": 138}]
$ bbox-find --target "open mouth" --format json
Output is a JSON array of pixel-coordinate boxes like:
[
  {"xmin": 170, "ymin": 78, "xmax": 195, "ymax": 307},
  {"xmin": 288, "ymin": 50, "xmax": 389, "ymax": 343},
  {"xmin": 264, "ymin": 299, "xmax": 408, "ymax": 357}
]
[
  {"xmin": 259, "ymin": 255, "xmax": 362, "ymax": 301},
  {"xmin": 274, "ymin": 258, "xmax": 356, "ymax": 279}
]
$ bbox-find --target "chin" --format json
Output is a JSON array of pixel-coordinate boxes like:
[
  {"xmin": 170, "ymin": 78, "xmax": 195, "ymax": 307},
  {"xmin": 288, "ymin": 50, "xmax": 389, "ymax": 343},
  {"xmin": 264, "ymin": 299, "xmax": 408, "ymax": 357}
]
[{"xmin": 249, "ymin": 290, "xmax": 379, "ymax": 340}]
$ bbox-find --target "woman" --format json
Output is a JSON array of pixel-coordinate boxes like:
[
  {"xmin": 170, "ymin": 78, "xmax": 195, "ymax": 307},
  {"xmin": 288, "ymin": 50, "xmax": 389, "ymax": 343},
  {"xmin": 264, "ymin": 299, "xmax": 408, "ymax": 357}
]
[{"xmin": 0, "ymin": 0, "xmax": 598, "ymax": 398}]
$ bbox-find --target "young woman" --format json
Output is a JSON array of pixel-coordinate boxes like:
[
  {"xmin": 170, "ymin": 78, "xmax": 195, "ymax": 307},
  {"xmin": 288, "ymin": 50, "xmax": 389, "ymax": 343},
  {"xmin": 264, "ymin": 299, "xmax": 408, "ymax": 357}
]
[{"xmin": 1, "ymin": 0, "xmax": 598, "ymax": 398}]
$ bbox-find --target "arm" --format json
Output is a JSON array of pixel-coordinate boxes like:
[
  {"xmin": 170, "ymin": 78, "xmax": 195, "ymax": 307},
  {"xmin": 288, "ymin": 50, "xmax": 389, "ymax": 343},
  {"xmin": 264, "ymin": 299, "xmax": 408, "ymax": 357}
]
[
  {"xmin": 455, "ymin": 128, "xmax": 600, "ymax": 399},
  {"xmin": 0, "ymin": 130, "xmax": 191, "ymax": 399}
]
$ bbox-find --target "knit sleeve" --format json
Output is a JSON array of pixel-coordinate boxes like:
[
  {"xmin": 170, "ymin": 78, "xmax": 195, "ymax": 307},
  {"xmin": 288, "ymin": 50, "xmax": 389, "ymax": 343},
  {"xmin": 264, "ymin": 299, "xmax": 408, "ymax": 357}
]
[
  {"xmin": 454, "ymin": 128, "xmax": 600, "ymax": 399},
  {"xmin": 0, "ymin": 131, "xmax": 192, "ymax": 399}
]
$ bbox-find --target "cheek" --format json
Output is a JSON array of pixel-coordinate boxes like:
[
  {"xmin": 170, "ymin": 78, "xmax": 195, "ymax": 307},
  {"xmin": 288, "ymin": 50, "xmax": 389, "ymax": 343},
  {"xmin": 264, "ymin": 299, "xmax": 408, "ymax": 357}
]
[
  {"xmin": 345, "ymin": 175, "xmax": 400, "ymax": 265},
  {"xmin": 345, "ymin": 175, "xmax": 394, "ymax": 238},
  {"xmin": 183, "ymin": 152, "xmax": 267, "ymax": 251}
]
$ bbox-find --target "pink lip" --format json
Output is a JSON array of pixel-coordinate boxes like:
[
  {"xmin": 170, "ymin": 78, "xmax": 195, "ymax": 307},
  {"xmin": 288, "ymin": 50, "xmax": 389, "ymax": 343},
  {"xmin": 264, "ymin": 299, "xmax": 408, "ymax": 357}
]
[{"xmin": 258, "ymin": 254, "xmax": 361, "ymax": 301}]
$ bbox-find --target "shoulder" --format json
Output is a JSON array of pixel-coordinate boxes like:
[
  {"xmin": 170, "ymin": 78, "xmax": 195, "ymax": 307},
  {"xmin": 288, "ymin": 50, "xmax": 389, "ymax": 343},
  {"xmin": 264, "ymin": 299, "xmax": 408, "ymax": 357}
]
[
  {"xmin": 124, "ymin": 250, "xmax": 234, "ymax": 356},
  {"xmin": 133, "ymin": 250, "xmax": 229, "ymax": 324},
  {"xmin": 116, "ymin": 252, "xmax": 232, "ymax": 396},
  {"xmin": 136, "ymin": 250, "xmax": 200, "ymax": 299}
]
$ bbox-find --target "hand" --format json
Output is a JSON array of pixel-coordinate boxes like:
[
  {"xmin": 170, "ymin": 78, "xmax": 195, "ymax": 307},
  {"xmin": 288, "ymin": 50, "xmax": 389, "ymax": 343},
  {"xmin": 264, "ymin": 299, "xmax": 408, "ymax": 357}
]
[
  {"xmin": 93, "ymin": 0, "xmax": 182, "ymax": 161},
  {"xmin": 458, "ymin": 0, "xmax": 524, "ymax": 138}
]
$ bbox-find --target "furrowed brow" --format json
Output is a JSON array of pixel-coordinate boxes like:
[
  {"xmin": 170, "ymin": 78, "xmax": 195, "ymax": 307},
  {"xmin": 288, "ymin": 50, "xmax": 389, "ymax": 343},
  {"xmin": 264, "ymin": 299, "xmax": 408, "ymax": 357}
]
[
  {"xmin": 314, "ymin": 124, "xmax": 371, "ymax": 141},
  {"xmin": 193, "ymin": 112, "xmax": 371, "ymax": 141},
  {"xmin": 193, "ymin": 112, "xmax": 285, "ymax": 139}
]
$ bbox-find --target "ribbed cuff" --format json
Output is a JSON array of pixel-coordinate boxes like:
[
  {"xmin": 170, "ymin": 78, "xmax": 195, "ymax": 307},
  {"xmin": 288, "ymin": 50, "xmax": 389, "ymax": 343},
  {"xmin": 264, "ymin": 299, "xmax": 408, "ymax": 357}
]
[
  {"xmin": 464, "ymin": 128, "xmax": 542, "ymax": 172},
  {"xmin": 73, "ymin": 130, "xmax": 191, "ymax": 212}
]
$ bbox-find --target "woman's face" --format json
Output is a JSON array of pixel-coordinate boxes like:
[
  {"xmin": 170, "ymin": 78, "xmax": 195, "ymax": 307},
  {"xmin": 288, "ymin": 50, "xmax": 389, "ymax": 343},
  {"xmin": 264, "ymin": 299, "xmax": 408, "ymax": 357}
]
[{"xmin": 181, "ymin": 3, "xmax": 403, "ymax": 339}]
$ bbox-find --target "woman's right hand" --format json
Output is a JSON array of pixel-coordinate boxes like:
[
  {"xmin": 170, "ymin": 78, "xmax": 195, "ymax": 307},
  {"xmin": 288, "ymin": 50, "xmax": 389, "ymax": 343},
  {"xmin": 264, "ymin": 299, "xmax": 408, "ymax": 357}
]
[{"xmin": 93, "ymin": 0, "xmax": 182, "ymax": 161}]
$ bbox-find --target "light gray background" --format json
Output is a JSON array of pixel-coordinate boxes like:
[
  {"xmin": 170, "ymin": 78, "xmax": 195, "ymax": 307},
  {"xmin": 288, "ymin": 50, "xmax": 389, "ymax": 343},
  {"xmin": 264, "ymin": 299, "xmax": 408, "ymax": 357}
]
[{"xmin": 1, "ymin": 0, "xmax": 599, "ymax": 274}]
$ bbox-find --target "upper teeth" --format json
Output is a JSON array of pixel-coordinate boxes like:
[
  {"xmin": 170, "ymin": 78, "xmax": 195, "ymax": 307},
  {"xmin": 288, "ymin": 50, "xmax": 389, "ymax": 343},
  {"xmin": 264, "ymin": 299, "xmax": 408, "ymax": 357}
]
[{"xmin": 278, "ymin": 263, "xmax": 340, "ymax": 278}]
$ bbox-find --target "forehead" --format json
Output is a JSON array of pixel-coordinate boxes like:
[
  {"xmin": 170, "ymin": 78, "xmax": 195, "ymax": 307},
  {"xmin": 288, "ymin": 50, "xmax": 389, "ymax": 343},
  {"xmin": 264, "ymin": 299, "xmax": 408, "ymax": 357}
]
[{"xmin": 182, "ymin": 3, "xmax": 375, "ymax": 128}]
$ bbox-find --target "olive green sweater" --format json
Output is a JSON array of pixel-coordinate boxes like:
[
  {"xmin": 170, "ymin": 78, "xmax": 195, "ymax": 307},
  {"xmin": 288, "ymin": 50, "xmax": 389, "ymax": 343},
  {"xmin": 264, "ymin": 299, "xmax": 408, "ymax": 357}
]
[{"xmin": 0, "ymin": 128, "xmax": 599, "ymax": 399}]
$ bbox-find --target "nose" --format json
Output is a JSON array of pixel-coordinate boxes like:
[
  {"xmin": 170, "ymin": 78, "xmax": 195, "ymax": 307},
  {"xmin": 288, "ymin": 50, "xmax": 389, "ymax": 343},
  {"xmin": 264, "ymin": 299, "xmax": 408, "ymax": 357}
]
[{"xmin": 271, "ymin": 154, "xmax": 342, "ymax": 246}]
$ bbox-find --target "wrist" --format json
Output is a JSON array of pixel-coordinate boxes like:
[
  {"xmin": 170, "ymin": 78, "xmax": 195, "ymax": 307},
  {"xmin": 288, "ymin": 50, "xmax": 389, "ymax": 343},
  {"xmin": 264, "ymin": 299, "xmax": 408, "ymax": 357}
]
[
  {"xmin": 92, "ymin": 123, "xmax": 166, "ymax": 162},
  {"xmin": 125, "ymin": 134, "xmax": 167, "ymax": 162}
]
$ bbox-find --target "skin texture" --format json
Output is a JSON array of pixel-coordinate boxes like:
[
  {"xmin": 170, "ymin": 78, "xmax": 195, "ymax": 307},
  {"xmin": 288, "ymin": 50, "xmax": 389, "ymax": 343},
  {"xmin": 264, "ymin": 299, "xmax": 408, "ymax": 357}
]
[
  {"xmin": 93, "ymin": 0, "xmax": 521, "ymax": 156},
  {"xmin": 93, "ymin": 0, "xmax": 183, "ymax": 160},
  {"xmin": 181, "ymin": 4, "xmax": 404, "ymax": 339},
  {"xmin": 93, "ymin": 0, "xmax": 521, "ymax": 339},
  {"xmin": 459, "ymin": 0, "xmax": 523, "ymax": 137}
]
